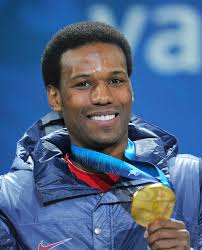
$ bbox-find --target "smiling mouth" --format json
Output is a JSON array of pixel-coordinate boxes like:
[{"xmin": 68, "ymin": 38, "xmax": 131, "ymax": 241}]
[
  {"xmin": 91, "ymin": 114, "xmax": 115, "ymax": 121},
  {"xmin": 87, "ymin": 112, "xmax": 119, "ymax": 121}
]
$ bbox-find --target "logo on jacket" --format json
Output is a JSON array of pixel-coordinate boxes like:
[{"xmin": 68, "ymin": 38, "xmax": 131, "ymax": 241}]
[
  {"xmin": 38, "ymin": 238, "xmax": 72, "ymax": 250},
  {"xmin": 128, "ymin": 169, "xmax": 138, "ymax": 177}
]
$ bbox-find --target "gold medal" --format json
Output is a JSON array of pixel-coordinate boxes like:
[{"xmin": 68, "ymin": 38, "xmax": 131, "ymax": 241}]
[{"xmin": 131, "ymin": 183, "xmax": 176, "ymax": 228}]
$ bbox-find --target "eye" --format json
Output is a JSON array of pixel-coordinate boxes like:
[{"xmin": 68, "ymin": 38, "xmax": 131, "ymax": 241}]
[
  {"xmin": 109, "ymin": 78, "xmax": 123, "ymax": 86},
  {"xmin": 76, "ymin": 81, "xmax": 91, "ymax": 89}
]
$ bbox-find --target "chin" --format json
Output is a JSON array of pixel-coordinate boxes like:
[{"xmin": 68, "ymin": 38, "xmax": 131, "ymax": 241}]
[{"xmin": 89, "ymin": 135, "xmax": 123, "ymax": 149}]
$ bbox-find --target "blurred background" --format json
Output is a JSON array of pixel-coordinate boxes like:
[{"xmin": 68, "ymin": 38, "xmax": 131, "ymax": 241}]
[{"xmin": 1, "ymin": 0, "xmax": 201, "ymax": 174}]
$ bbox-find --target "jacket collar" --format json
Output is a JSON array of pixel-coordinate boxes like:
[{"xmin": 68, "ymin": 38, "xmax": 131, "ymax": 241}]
[{"xmin": 32, "ymin": 122, "xmax": 177, "ymax": 204}]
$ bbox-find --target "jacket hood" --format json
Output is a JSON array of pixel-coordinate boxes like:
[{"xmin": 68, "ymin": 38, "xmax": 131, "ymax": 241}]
[{"xmin": 11, "ymin": 111, "xmax": 178, "ymax": 171}]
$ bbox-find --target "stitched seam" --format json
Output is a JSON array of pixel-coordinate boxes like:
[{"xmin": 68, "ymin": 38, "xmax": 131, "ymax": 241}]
[{"xmin": 175, "ymin": 154, "xmax": 200, "ymax": 162}]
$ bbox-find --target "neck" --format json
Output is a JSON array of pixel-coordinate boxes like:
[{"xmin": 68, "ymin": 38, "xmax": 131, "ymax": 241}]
[{"xmin": 100, "ymin": 145, "xmax": 125, "ymax": 160}]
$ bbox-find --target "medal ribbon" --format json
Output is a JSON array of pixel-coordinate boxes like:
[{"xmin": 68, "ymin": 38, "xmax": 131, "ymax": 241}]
[{"xmin": 71, "ymin": 139, "xmax": 171, "ymax": 188}]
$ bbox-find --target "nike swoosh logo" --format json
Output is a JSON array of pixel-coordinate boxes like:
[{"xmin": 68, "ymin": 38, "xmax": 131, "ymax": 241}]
[{"xmin": 38, "ymin": 238, "xmax": 72, "ymax": 250}]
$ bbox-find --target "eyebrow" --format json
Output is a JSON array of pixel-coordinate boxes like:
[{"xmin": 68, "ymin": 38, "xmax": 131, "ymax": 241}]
[
  {"xmin": 111, "ymin": 70, "xmax": 127, "ymax": 75},
  {"xmin": 71, "ymin": 70, "xmax": 127, "ymax": 80},
  {"xmin": 71, "ymin": 74, "xmax": 91, "ymax": 80}
]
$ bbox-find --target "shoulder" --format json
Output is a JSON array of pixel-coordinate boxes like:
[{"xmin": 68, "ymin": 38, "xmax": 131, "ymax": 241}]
[
  {"xmin": 0, "ymin": 169, "xmax": 34, "ymax": 211},
  {"xmin": 168, "ymin": 154, "xmax": 201, "ymax": 191},
  {"xmin": 168, "ymin": 153, "xmax": 200, "ymax": 164},
  {"xmin": 168, "ymin": 154, "xmax": 201, "ymax": 219},
  {"xmin": 168, "ymin": 154, "xmax": 201, "ymax": 174},
  {"xmin": 167, "ymin": 153, "xmax": 201, "ymax": 192}
]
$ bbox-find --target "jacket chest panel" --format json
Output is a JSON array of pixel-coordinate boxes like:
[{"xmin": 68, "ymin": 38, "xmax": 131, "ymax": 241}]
[{"xmin": 14, "ymin": 193, "xmax": 149, "ymax": 249}]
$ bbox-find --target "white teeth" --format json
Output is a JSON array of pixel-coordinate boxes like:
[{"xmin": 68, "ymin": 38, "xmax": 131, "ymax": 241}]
[{"xmin": 91, "ymin": 115, "xmax": 115, "ymax": 121}]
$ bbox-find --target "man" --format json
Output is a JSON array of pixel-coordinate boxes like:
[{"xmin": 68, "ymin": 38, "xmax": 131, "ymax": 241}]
[{"xmin": 0, "ymin": 21, "xmax": 201, "ymax": 249}]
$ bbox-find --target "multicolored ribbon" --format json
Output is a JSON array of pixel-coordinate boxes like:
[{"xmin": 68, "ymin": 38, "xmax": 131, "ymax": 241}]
[
  {"xmin": 71, "ymin": 139, "xmax": 175, "ymax": 228},
  {"xmin": 71, "ymin": 139, "xmax": 171, "ymax": 188}
]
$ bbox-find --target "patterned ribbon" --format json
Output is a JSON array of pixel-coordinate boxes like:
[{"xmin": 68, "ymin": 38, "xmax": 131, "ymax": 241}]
[
  {"xmin": 71, "ymin": 139, "xmax": 176, "ymax": 228},
  {"xmin": 71, "ymin": 139, "xmax": 171, "ymax": 188}
]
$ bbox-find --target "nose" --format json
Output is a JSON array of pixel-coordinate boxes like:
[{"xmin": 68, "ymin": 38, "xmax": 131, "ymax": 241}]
[{"xmin": 91, "ymin": 82, "xmax": 113, "ymax": 105}]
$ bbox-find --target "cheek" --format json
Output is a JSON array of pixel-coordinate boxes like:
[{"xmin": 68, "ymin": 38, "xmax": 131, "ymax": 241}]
[
  {"xmin": 70, "ymin": 90, "xmax": 90, "ymax": 104},
  {"xmin": 114, "ymin": 87, "xmax": 133, "ymax": 107},
  {"xmin": 61, "ymin": 92, "xmax": 89, "ymax": 118}
]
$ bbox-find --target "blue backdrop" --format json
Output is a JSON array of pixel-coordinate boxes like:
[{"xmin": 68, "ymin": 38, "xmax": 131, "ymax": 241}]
[{"xmin": 1, "ymin": 0, "xmax": 201, "ymax": 173}]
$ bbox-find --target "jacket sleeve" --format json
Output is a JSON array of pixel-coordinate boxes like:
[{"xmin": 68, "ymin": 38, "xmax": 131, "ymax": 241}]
[
  {"xmin": 0, "ymin": 213, "xmax": 20, "ymax": 250},
  {"xmin": 168, "ymin": 154, "xmax": 202, "ymax": 249},
  {"xmin": 0, "ymin": 176, "xmax": 24, "ymax": 250}
]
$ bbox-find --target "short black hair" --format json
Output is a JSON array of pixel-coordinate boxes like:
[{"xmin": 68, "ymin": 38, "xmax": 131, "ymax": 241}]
[{"xmin": 42, "ymin": 21, "xmax": 133, "ymax": 89}]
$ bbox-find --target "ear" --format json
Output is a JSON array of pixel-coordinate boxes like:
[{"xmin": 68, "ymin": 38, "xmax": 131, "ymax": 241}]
[{"xmin": 47, "ymin": 85, "xmax": 62, "ymax": 112}]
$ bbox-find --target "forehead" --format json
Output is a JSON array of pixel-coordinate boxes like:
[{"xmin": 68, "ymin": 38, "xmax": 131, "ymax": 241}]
[{"xmin": 60, "ymin": 42, "xmax": 127, "ymax": 73}]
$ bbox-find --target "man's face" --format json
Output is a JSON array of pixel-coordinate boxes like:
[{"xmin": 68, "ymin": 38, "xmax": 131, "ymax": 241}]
[{"xmin": 49, "ymin": 42, "xmax": 133, "ymax": 152}]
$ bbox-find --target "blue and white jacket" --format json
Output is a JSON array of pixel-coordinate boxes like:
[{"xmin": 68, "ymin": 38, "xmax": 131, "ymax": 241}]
[{"xmin": 0, "ymin": 112, "xmax": 201, "ymax": 249}]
